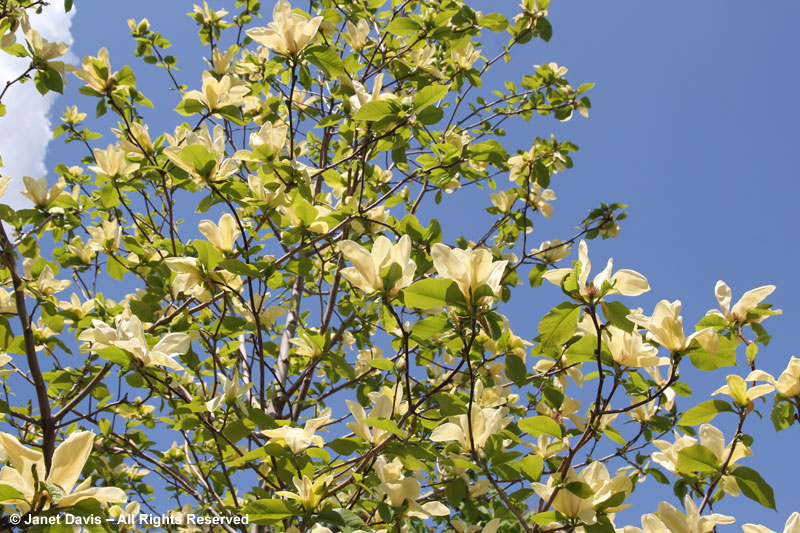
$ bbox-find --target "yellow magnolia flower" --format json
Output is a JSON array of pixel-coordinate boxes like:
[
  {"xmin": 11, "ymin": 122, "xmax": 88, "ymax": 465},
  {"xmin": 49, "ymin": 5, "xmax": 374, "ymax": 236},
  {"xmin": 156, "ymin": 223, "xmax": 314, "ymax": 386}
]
[
  {"xmin": 205, "ymin": 369, "xmax": 254, "ymax": 411},
  {"xmin": 429, "ymin": 403, "xmax": 511, "ymax": 451},
  {"xmin": 21, "ymin": 16, "xmax": 72, "ymax": 80},
  {"xmin": 88, "ymin": 144, "xmax": 138, "ymax": 177},
  {"xmin": 164, "ymin": 124, "xmax": 239, "ymax": 186},
  {"xmin": 234, "ymin": 122, "xmax": 288, "ymax": 162},
  {"xmin": 72, "ymin": 47, "xmax": 130, "ymax": 94},
  {"xmin": 652, "ymin": 424, "xmax": 751, "ymax": 480},
  {"xmin": 346, "ymin": 394, "xmax": 395, "ymax": 445},
  {"xmin": 198, "ymin": 212, "xmax": 241, "ymax": 252},
  {"xmin": 544, "ymin": 240, "xmax": 649, "ymax": 302},
  {"xmin": 24, "ymin": 259, "xmax": 71, "ymax": 297},
  {"xmin": 183, "ymin": 72, "xmax": 248, "ymax": 113},
  {"xmin": 373, "ymin": 456, "xmax": 450, "ymax": 519},
  {"xmin": 247, "ymin": 174, "xmax": 289, "ymax": 207},
  {"xmin": 531, "ymin": 239, "xmax": 571, "ymax": 263},
  {"xmin": 0, "ymin": 431, "xmax": 126, "ymax": 513},
  {"xmin": 344, "ymin": 19, "xmax": 370, "ymax": 51},
  {"xmin": 276, "ymin": 475, "xmax": 330, "ymax": 511},
  {"xmin": 348, "ymin": 73, "xmax": 397, "ymax": 113},
  {"xmin": 86, "ymin": 219, "xmax": 121, "ymax": 253},
  {"xmin": 245, "ymin": 0, "xmax": 322, "ymax": 58},
  {"xmin": 431, "ymin": 244, "xmax": 507, "ymax": 307},
  {"xmin": 628, "ymin": 300, "xmax": 717, "ymax": 353},
  {"xmin": 262, "ymin": 408, "xmax": 331, "ymax": 454},
  {"xmin": 452, "ymin": 42, "xmax": 480, "ymax": 70},
  {"xmin": 775, "ymin": 357, "xmax": 800, "ymax": 397},
  {"xmin": 0, "ymin": 353, "xmax": 14, "ymax": 378},
  {"xmin": 209, "ymin": 45, "xmax": 238, "ymax": 75},
  {"xmin": 657, "ymin": 496, "xmax": 734, "ymax": 533},
  {"xmin": 58, "ymin": 293, "xmax": 95, "ymax": 321},
  {"xmin": 114, "ymin": 122, "xmax": 154, "ymax": 157},
  {"xmin": 531, "ymin": 462, "xmax": 632, "ymax": 525},
  {"xmin": 21, "ymin": 176, "xmax": 66, "ymax": 208},
  {"xmin": 712, "ymin": 374, "xmax": 774, "ymax": 408},
  {"xmin": 337, "ymin": 235, "xmax": 416, "ymax": 297},
  {"xmin": 165, "ymin": 257, "xmax": 205, "ymax": 299},
  {"xmin": 489, "ymin": 190, "xmax": 517, "ymax": 212},
  {"xmin": 712, "ymin": 280, "xmax": 777, "ymax": 325},
  {"xmin": 78, "ymin": 315, "xmax": 190, "ymax": 371},
  {"xmin": 604, "ymin": 326, "xmax": 664, "ymax": 368},
  {"xmin": 743, "ymin": 512, "xmax": 800, "ymax": 533},
  {"xmin": 191, "ymin": 1, "xmax": 228, "ymax": 25}
]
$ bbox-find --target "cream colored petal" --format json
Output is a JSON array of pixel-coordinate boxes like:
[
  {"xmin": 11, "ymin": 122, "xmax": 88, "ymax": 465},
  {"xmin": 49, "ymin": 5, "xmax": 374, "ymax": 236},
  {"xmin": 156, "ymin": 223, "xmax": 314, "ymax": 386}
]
[
  {"xmin": 715, "ymin": 280, "xmax": 732, "ymax": 318},
  {"xmin": 58, "ymin": 486, "xmax": 127, "ymax": 507},
  {"xmin": 747, "ymin": 383, "xmax": 774, "ymax": 401},
  {"xmin": 47, "ymin": 431, "xmax": 94, "ymax": 493},
  {"xmin": 153, "ymin": 332, "xmax": 191, "ymax": 357},
  {"xmin": 610, "ymin": 269, "xmax": 650, "ymax": 296},
  {"xmin": 785, "ymin": 512, "xmax": 800, "ymax": 533},
  {"xmin": 0, "ymin": 433, "xmax": 45, "ymax": 490},
  {"xmin": 731, "ymin": 285, "xmax": 775, "ymax": 319},
  {"xmin": 429, "ymin": 423, "xmax": 464, "ymax": 443}
]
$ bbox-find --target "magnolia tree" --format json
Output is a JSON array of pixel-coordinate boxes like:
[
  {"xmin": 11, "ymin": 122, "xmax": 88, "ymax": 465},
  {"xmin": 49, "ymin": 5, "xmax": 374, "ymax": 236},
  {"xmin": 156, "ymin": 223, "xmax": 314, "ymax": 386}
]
[{"xmin": 0, "ymin": 0, "xmax": 797, "ymax": 532}]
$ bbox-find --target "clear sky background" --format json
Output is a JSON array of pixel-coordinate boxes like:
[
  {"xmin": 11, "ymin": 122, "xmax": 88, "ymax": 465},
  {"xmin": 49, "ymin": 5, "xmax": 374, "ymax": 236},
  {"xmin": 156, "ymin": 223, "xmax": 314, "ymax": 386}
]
[{"xmin": 1, "ymin": 0, "xmax": 798, "ymax": 529}]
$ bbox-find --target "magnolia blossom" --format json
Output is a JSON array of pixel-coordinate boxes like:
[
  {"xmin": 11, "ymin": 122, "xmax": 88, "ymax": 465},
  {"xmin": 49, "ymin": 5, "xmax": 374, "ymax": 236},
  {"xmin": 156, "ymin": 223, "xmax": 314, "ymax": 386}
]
[
  {"xmin": 246, "ymin": 0, "xmax": 322, "ymax": 57},
  {"xmin": 337, "ymin": 235, "xmax": 416, "ymax": 297},
  {"xmin": 604, "ymin": 326, "xmax": 664, "ymax": 368},
  {"xmin": 183, "ymin": 72, "xmax": 249, "ymax": 112},
  {"xmin": 743, "ymin": 512, "xmax": 800, "ymax": 533},
  {"xmin": 89, "ymin": 144, "xmax": 138, "ymax": 177},
  {"xmin": 164, "ymin": 124, "xmax": 238, "ymax": 186},
  {"xmin": 411, "ymin": 44, "xmax": 444, "ymax": 79},
  {"xmin": 489, "ymin": 190, "xmax": 517, "ymax": 212},
  {"xmin": 262, "ymin": 408, "xmax": 331, "ymax": 454},
  {"xmin": 346, "ymin": 394, "xmax": 395, "ymax": 445},
  {"xmin": 544, "ymin": 240, "xmax": 649, "ymax": 302},
  {"xmin": 206, "ymin": 369, "xmax": 254, "ymax": 411},
  {"xmin": 374, "ymin": 456, "xmax": 450, "ymax": 519},
  {"xmin": 21, "ymin": 176, "xmax": 66, "ymax": 207},
  {"xmin": 247, "ymin": 175, "xmax": 289, "ymax": 207},
  {"xmin": 658, "ymin": 496, "xmax": 734, "ymax": 533},
  {"xmin": 21, "ymin": 16, "xmax": 71, "ymax": 80},
  {"xmin": 531, "ymin": 239, "xmax": 571, "ymax": 263},
  {"xmin": 23, "ymin": 259, "xmax": 71, "ymax": 297},
  {"xmin": 344, "ymin": 19, "xmax": 370, "ymax": 50},
  {"xmin": 276, "ymin": 475, "xmax": 330, "ymax": 511},
  {"xmin": 628, "ymin": 300, "xmax": 717, "ymax": 353},
  {"xmin": 430, "ymin": 403, "xmax": 511, "ymax": 451},
  {"xmin": 348, "ymin": 73, "xmax": 397, "ymax": 113},
  {"xmin": 209, "ymin": 45, "xmax": 238, "ymax": 75},
  {"xmin": 431, "ymin": 244, "xmax": 507, "ymax": 307},
  {"xmin": 0, "ymin": 431, "xmax": 126, "ymax": 513},
  {"xmin": 234, "ymin": 122, "xmax": 288, "ymax": 162},
  {"xmin": 72, "ymin": 47, "xmax": 128, "ymax": 94},
  {"xmin": 775, "ymin": 357, "xmax": 800, "ymax": 397},
  {"xmin": 528, "ymin": 183, "xmax": 556, "ymax": 218},
  {"xmin": 78, "ymin": 315, "xmax": 190, "ymax": 371},
  {"xmin": 651, "ymin": 424, "xmax": 751, "ymax": 487},
  {"xmin": 452, "ymin": 42, "xmax": 480, "ymax": 70},
  {"xmin": 531, "ymin": 462, "xmax": 632, "ymax": 525},
  {"xmin": 114, "ymin": 122, "xmax": 154, "ymax": 157},
  {"xmin": 198, "ymin": 213, "xmax": 241, "ymax": 252},
  {"xmin": 712, "ymin": 280, "xmax": 776, "ymax": 324},
  {"xmin": 87, "ymin": 219, "xmax": 121, "ymax": 253},
  {"xmin": 712, "ymin": 374, "xmax": 774, "ymax": 408}
]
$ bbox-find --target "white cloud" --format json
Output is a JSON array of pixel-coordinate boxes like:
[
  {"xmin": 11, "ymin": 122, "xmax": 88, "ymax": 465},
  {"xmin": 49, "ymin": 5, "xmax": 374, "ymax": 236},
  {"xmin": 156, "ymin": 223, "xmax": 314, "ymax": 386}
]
[{"xmin": 0, "ymin": 5, "xmax": 75, "ymax": 210}]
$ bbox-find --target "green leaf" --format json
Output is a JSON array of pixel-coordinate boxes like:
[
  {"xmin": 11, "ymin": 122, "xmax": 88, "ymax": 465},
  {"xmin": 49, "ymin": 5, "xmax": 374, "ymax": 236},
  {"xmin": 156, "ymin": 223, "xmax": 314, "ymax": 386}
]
[
  {"xmin": 413, "ymin": 84, "xmax": 448, "ymax": 111},
  {"xmin": 368, "ymin": 359, "xmax": 394, "ymax": 371},
  {"xmin": 245, "ymin": 499, "xmax": 299, "ymax": 524},
  {"xmin": 194, "ymin": 240, "xmax": 222, "ymax": 270},
  {"xmin": 676, "ymin": 444, "xmax": 720, "ymax": 474},
  {"xmin": 731, "ymin": 466, "xmax": 776, "ymax": 510},
  {"xmin": 531, "ymin": 511, "xmax": 559, "ymax": 526},
  {"xmin": 538, "ymin": 303, "xmax": 580, "ymax": 347},
  {"xmin": 505, "ymin": 353, "xmax": 527, "ymax": 387},
  {"xmin": 601, "ymin": 301, "xmax": 635, "ymax": 333},
  {"xmin": 0, "ymin": 484, "xmax": 24, "ymax": 501},
  {"xmin": 564, "ymin": 334, "xmax": 599, "ymax": 365},
  {"xmin": 519, "ymin": 454, "xmax": 544, "ymax": 481},
  {"xmin": 305, "ymin": 45, "xmax": 346, "ymax": 77},
  {"xmin": 479, "ymin": 13, "xmax": 509, "ymax": 32},
  {"xmin": 564, "ymin": 481, "xmax": 594, "ymax": 499},
  {"xmin": 771, "ymin": 401, "xmax": 794, "ymax": 432},
  {"xmin": 411, "ymin": 316, "xmax": 448, "ymax": 341},
  {"xmin": 353, "ymin": 100, "xmax": 397, "ymax": 122},
  {"xmin": 176, "ymin": 98, "xmax": 206, "ymax": 116},
  {"xmin": 688, "ymin": 335, "xmax": 736, "ymax": 371},
  {"xmin": 96, "ymin": 347, "xmax": 130, "ymax": 366},
  {"xmin": 363, "ymin": 417, "xmax": 406, "ymax": 438},
  {"xmin": 402, "ymin": 278, "xmax": 466, "ymax": 309},
  {"xmin": 218, "ymin": 259, "xmax": 261, "ymax": 277},
  {"xmin": 678, "ymin": 399, "xmax": 734, "ymax": 426},
  {"xmin": 386, "ymin": 17, "xmax": 421, "ymax": 36},
  {"xmin": 518, "ymin": 415, "xmax": 562, "ymax": 438}
]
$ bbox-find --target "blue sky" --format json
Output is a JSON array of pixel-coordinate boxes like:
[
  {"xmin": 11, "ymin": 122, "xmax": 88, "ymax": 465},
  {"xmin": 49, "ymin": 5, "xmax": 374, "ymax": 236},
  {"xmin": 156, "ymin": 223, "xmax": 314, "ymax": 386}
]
[{"xmin": 1, "ymin": 0, "xmax": 798, "ymax": 528}]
